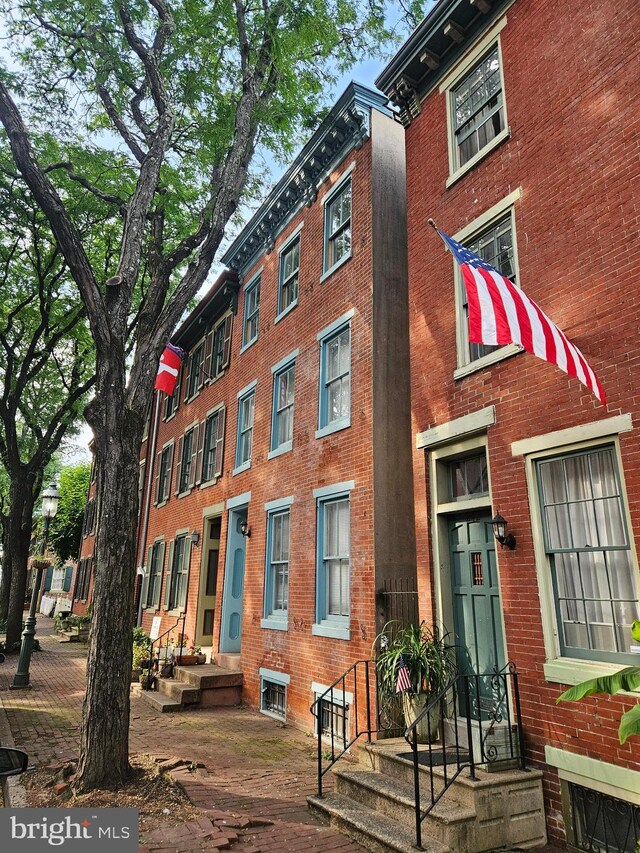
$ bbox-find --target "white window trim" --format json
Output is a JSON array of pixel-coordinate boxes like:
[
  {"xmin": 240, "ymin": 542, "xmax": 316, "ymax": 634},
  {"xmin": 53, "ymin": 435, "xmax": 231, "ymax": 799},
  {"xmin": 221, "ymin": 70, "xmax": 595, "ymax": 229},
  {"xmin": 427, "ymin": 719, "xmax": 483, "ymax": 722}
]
[
  {"xmin": 271, "ymin": 349, "xmax": 299, "ymax": 375},
  {"xmin": 546, "ymin": 746, "xmax": 640, "ymax": 806},
  {"xmin": 184, "ymin": 335, "xmax": 206, "ymax": 402},
  {"xmin": 226, "ymin": 491, "xmax": 251, "ymax": 510},
  {"xmin": 440, "ymin": 16, "xmax": 510, "ymax": 186},
  {"xmin": 236, "ymin": 378, "xmax": 258, "ymax": 399},
  {"xmin": 276, "ymin": 224, "xmax": 303, "ymax": 322},
  {"xmin": 320, "ymin": 165, "xmax": 355, "ymax": 282},
  {"xmin": 274, "ymin": 300, "xmax": 298, "ymax": 324},
  {"xmin": 268, "ymin": 442, "xmax": 292, "ymax": 460},
  {"xmin": 316, "ymin": 309, "xmax": 355, "ymax": 342},
  {"xmin": 313, "ymin": 481, "xmax": 355, "ymax": 500},
  {"xmin": 241, "ymin": 270, "xmax": 261, "ymax": 352},
  {"xmin": 261, "ymin": 667, "xmax": 291, "ymax": 685},
  {"xmin": 156, "ymin": 438, "xmax": 175, "ymax": 508},
  {"xmin": 259, "ymin": 669, "xmax": 289, "ymax": 721},
  {"xmin": 316, "ymin": 312, "xmax": 353, "ymax": 437},
  {"xmin": 416, "ymin": 405, "xmax": 496, "ymax": 450},
  {"xmin": 312, "ymin": 682, "xmax": 352, "ymax": 744},
  {"xmin": 264, "ymin": 495, "xmax": 294, "ymax": 512},
  {"xmin": 522, "ymin": 430, "xmax": 640, "ymax": 679},
  {"xmin": 312, "ymin": 483, "xmax": 353, "ymax": 642},
  {"xmin": 451, "ymin": 191, "xmax": 523, "ymax": 376}
]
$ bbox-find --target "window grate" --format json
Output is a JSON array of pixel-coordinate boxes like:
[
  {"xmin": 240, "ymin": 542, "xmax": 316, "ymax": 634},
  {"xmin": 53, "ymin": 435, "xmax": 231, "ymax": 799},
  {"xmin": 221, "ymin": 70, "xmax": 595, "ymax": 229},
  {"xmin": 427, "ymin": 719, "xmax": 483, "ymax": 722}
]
[
  {"xmin": 569, "ymin": 782, "xmax": 640, "ymax": 852},
  {"xmin": 261, "ymin": 680, "xmax": 286, "ymax": 720}
]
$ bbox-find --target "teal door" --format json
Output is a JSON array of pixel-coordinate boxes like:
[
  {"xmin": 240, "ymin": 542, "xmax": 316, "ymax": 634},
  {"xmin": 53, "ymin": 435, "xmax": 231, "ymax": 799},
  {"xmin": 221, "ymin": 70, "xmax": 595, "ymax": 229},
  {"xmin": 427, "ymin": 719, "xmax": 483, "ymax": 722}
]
[
  {"xmin": 449, "ymin": 514, "xmax": 506, "ymax": 718},
  {"xmin": 219, "ymin": 509, "xmax": 247, "ymax": 654}
]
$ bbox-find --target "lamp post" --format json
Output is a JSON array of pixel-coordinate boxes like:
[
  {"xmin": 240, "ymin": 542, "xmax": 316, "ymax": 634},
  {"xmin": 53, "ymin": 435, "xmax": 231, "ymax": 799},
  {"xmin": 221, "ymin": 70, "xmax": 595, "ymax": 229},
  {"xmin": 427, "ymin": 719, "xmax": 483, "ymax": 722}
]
[{"xmin": 11, "ymin": 483, "xmax": 60, "ymax": 689}]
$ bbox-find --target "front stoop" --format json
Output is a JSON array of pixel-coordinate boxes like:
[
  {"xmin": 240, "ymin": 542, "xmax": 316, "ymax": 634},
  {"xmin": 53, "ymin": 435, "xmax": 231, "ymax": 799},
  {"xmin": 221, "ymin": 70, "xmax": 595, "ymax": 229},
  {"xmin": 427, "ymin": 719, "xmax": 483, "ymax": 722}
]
[
  {"xmin": 307, "ymin": 739, "xmax": 547, "ymax": 853},
  {"xmin": 140, "ymin": 664, "xmax": 243, "ymax": 713}
]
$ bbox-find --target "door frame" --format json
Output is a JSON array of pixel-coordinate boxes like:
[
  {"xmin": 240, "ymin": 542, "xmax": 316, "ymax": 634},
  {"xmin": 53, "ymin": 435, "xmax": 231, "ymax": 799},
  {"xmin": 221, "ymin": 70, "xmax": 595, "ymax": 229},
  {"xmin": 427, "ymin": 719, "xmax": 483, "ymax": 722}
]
[
  {"xmin": 219, "ymin": 493, "xmax": 250, "ymax": 654},
  {"xmin": 195, "ymin": 502, "xmax": 224, "ymax": 648}
]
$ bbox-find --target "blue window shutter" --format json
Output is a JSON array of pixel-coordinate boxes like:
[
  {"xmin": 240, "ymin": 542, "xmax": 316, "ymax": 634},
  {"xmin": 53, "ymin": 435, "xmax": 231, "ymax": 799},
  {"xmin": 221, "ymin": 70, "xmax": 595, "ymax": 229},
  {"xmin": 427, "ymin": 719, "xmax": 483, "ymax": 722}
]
[
  {"xmin": 43, "ymin": 565, "xmax": 54, "ymax": 592},
  {"xmin": 63, "ymin": 565, "xmax": 73, "ymax": 592}
]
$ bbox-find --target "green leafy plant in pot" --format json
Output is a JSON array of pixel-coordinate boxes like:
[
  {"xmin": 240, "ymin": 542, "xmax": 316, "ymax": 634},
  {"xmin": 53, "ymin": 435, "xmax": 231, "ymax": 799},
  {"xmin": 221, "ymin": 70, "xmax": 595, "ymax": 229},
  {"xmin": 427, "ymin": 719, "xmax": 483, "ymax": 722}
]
[{"xmin": 375, "ymin": 622, "xmax": 456, "ymax": 743}]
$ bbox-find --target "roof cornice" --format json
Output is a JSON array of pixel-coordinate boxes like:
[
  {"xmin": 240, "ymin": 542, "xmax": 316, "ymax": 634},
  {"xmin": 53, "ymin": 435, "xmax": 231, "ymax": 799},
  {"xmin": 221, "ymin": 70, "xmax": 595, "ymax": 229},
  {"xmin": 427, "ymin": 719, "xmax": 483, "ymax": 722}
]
[
  {"xmin": 376, "ymin": 0, "xmax": 512, "ymax": 127},
  {"xmin": 172, "ymin": 270, "xmax": 239, "ymax": 350},
  {"xmin": 221, "ymin": 82, "xmax": 391, "ymax": 276}
]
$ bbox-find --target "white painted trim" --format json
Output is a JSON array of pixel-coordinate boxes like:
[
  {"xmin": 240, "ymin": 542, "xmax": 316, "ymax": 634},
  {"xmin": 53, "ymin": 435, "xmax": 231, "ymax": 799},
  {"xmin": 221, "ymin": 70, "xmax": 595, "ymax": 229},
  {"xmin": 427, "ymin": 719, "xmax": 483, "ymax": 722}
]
[
  {"xmin": 202, "ymin": 501, "xmax": 225, "ymax": 518},
  {"xmin": 232, "ymin": 460, "xmax": 251, "ymax": 477},
  {"xmin": 453, "ymin": 343, "xmax": 522, "ymax": 379},
  {"xmin": 545, "ymin": 746, "xmax": 640, "ymax": 806},
  {"xmin": 236, "ymin": 378, "xmax": 257, "ymax": 399},
  {"xmin": 320, "ymin": 162, "xmax": 356, "ymax": 207},
  {"xmin": 320, "ymin": 251, "xmax": 352, "ymax": 283},
  {"xmin": 511, "ymin": 414, "xmax": 633, "ymax": 457},
  {"xmin": 268, "ymin": 442, "xmax": 293, "ymax": 460},
  {"xmin": 445, "ymin": 129, "xmax": 511, "ymax": 189},
  {"xmin": 226, "ymin": 491, "xmax": 251, "ymax": 509},
  {"xmin": 313, "ymin": 481, "xmax": 355, "ymax": 499},
  {"xmin": 260, "ymin": 667, "xmax": 290, "ymax": 685},
  {"xmin": 315, "ymin": 418, "xmax": 351, "ymax": 439},
  {"xmin": 274, "ymin": 300, "xmax": 298, "ymax": 324},
  {"xmin": 312, "ymin": 622, "xmax": 350, "ymax": 641},
  {"xmin": 312, "ymin": 682, "xmax": 353, "ymax": 705},
  {"xmin": 316, "ymin": 308, "xmax": 355, "ymax": 341},
  {"xmin": 416, "ymin": 406, "xmax": 495, "ymax": 450},
  {"xmin": 264, "ymin": 495, "xmax": 294, "ymax": 512},
  {"xmin": 206, "ymin": 401, "xmax": 225, "ymax": 418},
  {"xmin": 271, "ymin": 348, "xmax": 299, "ymax": 374},
  {"xmin": 543, "ymin": 658, "xmax": 640, "ymax": 690},
  {"xmin": 260, "ymin": 618, "xmax": 288, "ymax": 632},
  {"xmin": 453, "ymin": 188, "xmax": 523, "ymax": 243}
]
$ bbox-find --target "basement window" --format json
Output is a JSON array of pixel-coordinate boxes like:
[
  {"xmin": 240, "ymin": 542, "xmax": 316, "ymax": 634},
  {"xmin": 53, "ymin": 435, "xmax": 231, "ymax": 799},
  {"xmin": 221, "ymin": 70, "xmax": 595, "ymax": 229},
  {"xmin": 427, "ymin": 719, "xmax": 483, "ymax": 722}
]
[
  {"xmin": 566, "ymin": 782, "xmax": 640, "ymax": 852},
  {"xmin": 260, "ymin": 671, "xmax": 288, "ymax": 721}
]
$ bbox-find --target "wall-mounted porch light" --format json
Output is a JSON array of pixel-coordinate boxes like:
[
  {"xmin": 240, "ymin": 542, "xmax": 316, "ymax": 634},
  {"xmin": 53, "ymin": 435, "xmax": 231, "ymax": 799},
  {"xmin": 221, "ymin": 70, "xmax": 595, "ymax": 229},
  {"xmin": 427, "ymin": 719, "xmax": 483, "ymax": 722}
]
[
  {"xmin": 240, "ymin": 519, "xmax": 251, "ymax": 538},
  {"xmin": 491, "ymin": 513, "xmax": 516, "ymax": 550},
  {"xmin": 190, "ymin": 529, "xmax": 200, "ymax": 547}
]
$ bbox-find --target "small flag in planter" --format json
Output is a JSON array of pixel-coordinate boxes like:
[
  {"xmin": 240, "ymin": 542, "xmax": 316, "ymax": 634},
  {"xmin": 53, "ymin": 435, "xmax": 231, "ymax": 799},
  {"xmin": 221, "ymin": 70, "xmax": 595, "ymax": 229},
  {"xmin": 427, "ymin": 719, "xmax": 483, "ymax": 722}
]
[
  {"xmin": 396, "ymin": 655, "xmax": 412, "ymax": 694},
  {"xmin": 154, "ymin": 343, "xmax": 184, "ymax": 395}
]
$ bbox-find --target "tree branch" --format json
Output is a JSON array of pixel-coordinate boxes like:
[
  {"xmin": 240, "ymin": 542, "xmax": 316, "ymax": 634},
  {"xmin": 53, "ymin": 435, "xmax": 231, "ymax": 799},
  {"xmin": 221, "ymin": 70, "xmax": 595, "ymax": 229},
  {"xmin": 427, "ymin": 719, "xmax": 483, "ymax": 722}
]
[{"xmin": 45, "ymin": 161, "xmax": 127, "ymax": 210}]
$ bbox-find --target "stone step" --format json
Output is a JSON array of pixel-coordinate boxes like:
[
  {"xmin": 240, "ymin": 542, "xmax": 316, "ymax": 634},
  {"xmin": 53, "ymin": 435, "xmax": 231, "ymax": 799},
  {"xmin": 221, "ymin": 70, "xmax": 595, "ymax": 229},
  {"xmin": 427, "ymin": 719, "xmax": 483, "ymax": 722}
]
[
  {"xmin": 308, "ymin": 791, "xmax": 449, "ymax": 853},
  {"xmin": 214, "ymin": 653, "xmax": 241, "ymax": 670},
  {"xmin": 334, "ymin": 769, "xmax": 474, "ymax": 849},
  {"xmin": 175, "ymin": 664, "xmax": 243, "ymax": 690},
  {"xmin": 157, "ymin": 679, "xmax": 201, "ymax": 705},
  {"xmin": 199, "ymin": 684, "xmax": 243, "ymax": 707},
  {"xmin": 140, "ymin": 691, "xmax": 184, "ymax": 713}
]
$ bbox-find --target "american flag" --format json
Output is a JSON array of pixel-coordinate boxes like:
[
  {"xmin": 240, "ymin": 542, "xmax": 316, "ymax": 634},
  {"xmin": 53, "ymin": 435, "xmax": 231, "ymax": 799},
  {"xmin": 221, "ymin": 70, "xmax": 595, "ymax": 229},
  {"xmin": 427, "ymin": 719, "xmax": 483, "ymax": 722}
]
[
  {"xmin": 435, "ymin": 227, "xmax": 606, "ymax": 405},
  {"xmin": 154, "ymin": 344, "xmax": 184, "ymax": 395},
  {"xmin": 395, "ymin": 655, "xmax": 412, "ymax": 694}
]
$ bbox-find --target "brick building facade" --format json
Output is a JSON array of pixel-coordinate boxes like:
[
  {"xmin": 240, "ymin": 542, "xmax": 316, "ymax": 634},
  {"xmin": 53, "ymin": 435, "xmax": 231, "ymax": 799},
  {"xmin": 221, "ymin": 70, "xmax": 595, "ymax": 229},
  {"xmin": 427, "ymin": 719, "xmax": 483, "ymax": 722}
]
[
  {"xmin": 135, "ymin": 83, "xmax": 416, "ymax": 730},
  {"xmin": 377, "ymin": 0, "xmax": 640, "ymax": 847}
]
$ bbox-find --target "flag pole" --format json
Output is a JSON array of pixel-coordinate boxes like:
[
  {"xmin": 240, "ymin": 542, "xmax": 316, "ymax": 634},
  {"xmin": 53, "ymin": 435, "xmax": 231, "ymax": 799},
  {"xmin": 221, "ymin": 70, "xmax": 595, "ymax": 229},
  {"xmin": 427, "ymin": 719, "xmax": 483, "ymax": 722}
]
[{"xmin": 135, "ymin": 389, "xmax": 162, "ymax": 626}]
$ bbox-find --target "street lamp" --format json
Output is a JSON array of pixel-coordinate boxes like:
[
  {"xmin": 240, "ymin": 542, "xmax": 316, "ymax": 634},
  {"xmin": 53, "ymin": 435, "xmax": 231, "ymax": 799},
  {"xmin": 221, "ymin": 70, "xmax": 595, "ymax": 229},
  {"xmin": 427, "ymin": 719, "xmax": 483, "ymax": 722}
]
[{"xmin": 11, "ymin": 482, "xmax": 60, "ymax": 689}]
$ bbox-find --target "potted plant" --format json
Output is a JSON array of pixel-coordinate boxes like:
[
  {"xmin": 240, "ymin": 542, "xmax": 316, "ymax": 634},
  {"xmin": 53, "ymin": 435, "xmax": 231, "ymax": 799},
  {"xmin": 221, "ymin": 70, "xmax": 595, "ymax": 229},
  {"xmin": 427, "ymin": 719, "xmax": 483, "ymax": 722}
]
[
  {"xmin": 189, "ymin": 644, "xmax": 206, "ymax": 664},
  {"xmin": 375, "ymin": 622, "xmax": 456, "ymax": 743}
]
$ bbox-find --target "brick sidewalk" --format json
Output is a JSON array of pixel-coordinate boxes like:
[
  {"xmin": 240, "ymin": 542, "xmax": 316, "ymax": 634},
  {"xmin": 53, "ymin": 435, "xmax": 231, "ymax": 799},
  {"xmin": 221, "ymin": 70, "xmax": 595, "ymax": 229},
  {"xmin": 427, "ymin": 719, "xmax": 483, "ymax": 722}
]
[{"xmin": 0, "ymin": 617, "xmax": 363, "ymax": 852}]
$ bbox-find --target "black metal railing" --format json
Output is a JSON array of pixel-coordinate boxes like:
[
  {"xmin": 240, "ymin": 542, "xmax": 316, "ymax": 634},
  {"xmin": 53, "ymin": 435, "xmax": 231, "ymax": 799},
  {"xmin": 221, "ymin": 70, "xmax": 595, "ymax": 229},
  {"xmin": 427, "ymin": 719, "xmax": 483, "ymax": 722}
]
[
  {"xmin": 311, "ymin": 659, "xmax": 525, "ymax": 850},
  {"xmin": 142, "ymin": 615, "xmax": 186, "ymax": 690}
]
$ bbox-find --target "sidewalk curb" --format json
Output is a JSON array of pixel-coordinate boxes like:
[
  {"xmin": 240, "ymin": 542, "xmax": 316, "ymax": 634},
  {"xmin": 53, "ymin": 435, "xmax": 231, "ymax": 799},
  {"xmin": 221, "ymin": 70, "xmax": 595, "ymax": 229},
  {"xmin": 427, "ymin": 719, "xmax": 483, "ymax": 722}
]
[{"xmin": 0, "ymin": 678, "xmax": 29, "ymax": 807}]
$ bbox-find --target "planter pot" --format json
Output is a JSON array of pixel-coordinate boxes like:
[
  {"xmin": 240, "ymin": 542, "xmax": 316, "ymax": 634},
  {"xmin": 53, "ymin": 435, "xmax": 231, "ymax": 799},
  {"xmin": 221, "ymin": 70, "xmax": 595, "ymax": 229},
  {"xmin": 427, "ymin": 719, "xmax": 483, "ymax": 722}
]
[
  {"xmin": 176, "ymin": 654, "xmax": 198, "ymax": 666},
  {"xmin": 195, "ymin": 654, "xmax": 207, "ymax": 664},
  {"xmin": 402, "ymin": 693, "xmax": 441, "ymax": 744}
]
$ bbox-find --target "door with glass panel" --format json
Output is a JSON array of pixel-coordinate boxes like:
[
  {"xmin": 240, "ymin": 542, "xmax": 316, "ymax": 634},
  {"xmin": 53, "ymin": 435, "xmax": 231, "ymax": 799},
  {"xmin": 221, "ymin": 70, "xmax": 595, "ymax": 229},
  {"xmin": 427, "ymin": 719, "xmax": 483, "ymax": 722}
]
[
  {"xmin": 219, "ymin": 509, "xmax": 247, "ymax": 654},
  {"xmin": 196, "ymin": 516, "xmax": 221, "ymax": 648}
]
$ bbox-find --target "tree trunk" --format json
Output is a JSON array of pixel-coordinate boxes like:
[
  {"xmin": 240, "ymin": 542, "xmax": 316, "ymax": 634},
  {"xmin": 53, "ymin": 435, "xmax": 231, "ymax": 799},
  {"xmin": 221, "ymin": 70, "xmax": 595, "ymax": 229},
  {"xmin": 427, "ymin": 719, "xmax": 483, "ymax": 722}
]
[
  {"xmin": 5, "ymin": 480, "xmax": 36, "ymax": 650},
  {"xmin": 0, "ymin": 518, "xmax": 10, "ymax": 622},
  {"xmin": 75, "ymin": 377, "xmax": 144, "ymax": 790}
]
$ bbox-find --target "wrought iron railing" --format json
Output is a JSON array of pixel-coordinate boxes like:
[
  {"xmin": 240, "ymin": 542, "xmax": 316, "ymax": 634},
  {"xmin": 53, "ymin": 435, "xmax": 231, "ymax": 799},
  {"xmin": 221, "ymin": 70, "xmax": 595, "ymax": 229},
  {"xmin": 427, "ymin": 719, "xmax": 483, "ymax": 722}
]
[
  {"xmin": 141, "ymin": 615, "xmax": 185, "ymax": 690},
  {"xmin": 310, "ymin": 659, "xmax": 525, "ymax": 850}
]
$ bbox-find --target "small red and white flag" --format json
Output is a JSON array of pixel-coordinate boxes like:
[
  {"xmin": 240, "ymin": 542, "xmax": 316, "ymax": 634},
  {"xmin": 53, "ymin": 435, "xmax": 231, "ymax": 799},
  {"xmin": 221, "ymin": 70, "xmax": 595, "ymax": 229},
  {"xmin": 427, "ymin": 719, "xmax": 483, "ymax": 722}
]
[
  {"xmin": 396, "ymin": 655, "xmax": 412, "ymax": 694},
  {"xmin": 154, "ymin": 344, "xmax": 183, "ymax": 395},
  {"xmin": 434, "ymin": 226, "xmax": 606, "ymax": 405}
]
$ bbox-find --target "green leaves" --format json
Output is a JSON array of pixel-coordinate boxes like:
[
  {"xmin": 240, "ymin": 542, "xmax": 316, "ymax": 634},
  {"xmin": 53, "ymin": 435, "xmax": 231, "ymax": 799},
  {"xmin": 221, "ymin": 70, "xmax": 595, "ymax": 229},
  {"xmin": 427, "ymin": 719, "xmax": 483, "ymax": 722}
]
[{"xmin": 557, "ymin": 621, "xmax": 640, "ymax": 743}]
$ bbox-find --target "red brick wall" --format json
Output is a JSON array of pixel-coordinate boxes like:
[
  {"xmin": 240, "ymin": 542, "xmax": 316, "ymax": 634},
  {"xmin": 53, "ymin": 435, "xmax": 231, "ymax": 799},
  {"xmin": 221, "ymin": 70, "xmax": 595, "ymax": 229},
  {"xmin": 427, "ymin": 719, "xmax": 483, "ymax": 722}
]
[
  {"xmin": 140, "ymin": 141, "xmax": 380, "ymax": 730},
  {"xmin": 404, "ymin": 0, "xmax": 640, "ymax": 841}
]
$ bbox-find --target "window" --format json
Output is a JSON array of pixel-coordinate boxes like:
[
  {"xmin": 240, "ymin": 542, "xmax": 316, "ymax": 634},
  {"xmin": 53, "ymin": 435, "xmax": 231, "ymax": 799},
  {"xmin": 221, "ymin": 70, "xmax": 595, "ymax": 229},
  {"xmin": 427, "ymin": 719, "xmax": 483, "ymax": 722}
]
[
  {"xmin": 260, "ymin": 669, "xmax": 290, "ymax": 721},
  {"xmin": 271, "ymin": 359, "xmax": 295, "ymax": 454},
  {"xmin": 536, "ymin": 445, "xmax": 639, "ymax": 663},
  {"xmin": 164, "ymin": 534, "xmax": 191, "ymax": 611},
  {"xmin": 324, "ymin": 180, "xmax": 351, "ymax": 273},
  {"xmin": 201, "ymin": 406, "xmax": 225, "ymax": 483},
  {"xmin": 242, "ymin": 275, "xmax": 260, "ymax": 348},
  {"xmin": 567, "ymin": 782, "xmax": 639, "ymax": 853},
  {"xmin": 452, "ymin": 45, "xmax": 504, "ymax": 170},
  {"xmin": 82, "ymin": 498, "xmax": 96, "ymax": 537},
  {"xmin": 449, "ymin": 453, "xmax": 489, "ymax": 500},
  {"xmin": 185, "ymin": 341, "xmax": 204, "ymax": 400},
  {"xmin": 318, "ymin": 321, "xmax": 351, "ymax": 436},
  {"xmin": 278, "ymin": 236, "xmax": 299, "ymax": 316},
  {"xmin": 234, "ymin": 385, "xmax": 255, "ymax": 473},
  {"xmin": 51, "ymin": 566, "xmax": 66, "ymax": 591},
  {"xmin": 458, "ymin": 212, "xmax": 517, "ymax": 367},
  {"xmin": 314, "ymin": 486, "xmax": 351, "ymax": 640},
  {"xmin": 164, "ymin": 366, "xmax": 182, "ymax": 419},
  {"xmin": 313, "ymin": 683, "xmax": 351, "ymax": 749},
  {"xmin": 207, "ymin": 315, "xmax": 232, "ymax": 380},
  {"xmin": 176, "ymin": 425, "xmax": 199, "ymax": 495},
  {"xmin": 264, "ymin": 507, "xmax": 290, "ymax": 624},
  {"xmin": 154, "ymin": 442, "xmax": 173, "ymax": 505},
  {"xmin": 143, "ymin": 540, "xmax": 165, "ymax": 610},
  {"xmin": 74, "ymin": 557, "xmax": 92, "ymax": 601}
]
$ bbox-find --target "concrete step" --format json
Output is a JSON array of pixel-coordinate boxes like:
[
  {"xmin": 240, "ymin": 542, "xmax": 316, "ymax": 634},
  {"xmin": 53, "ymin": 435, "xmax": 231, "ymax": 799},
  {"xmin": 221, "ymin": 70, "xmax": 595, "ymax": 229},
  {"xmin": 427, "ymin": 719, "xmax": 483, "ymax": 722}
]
[
  {"xmin": 214, "ymin": 653, "xmax": 241, "ymax": 670},
  {"xmin": 308, "ymin": 791, "xmax": 449, "ymax": 853},
  {"xmin": 334, "ymin": 769, "xmax": 474, "ymax": 849},
  {"xmin": 140, "ymin": 691, "xmax": 184, "ymax": 713},
  {"xmin": 175, "ymin": 664, "xmax": 243, "ymax": 690},
  {"xmin": 157, "ymin": 679, "xmax": 201, "ymax": 705}
]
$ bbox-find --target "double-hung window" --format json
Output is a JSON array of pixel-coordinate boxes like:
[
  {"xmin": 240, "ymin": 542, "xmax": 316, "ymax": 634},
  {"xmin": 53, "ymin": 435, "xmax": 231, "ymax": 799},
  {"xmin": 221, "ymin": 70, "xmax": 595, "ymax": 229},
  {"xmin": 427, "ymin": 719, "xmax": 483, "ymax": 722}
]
[
  {"xmin": 313, "ymin": 483, "xmax": 353, "ymax": 640},
  {"xmin": 324, "ymin": 179, "xmax": 351, "ymax": 274},
  {"xmin": 451, "ymin": 45, "xmax": 505, "ymax": 170},
  {"xmin": 262, "ymin": 500, "xmax": 292, "ymax": 628},
  {"xmin": 177, "ymin": 426, "xmax": 196, "ymax": 495},
  {"xmin": 155, "ymin": 442, "xmax": 173, "ymax": 505},
  {"xmin": 185, "ymin": 341, "xmax": 204, "ymax": 400},
  {"xmin": 234, "ymin": 382, "xmax": 256, "ymax": 474},
  {"xmin": 317, "ymin": 312, "xmax": 352, "ymax": 437},
  {"xmin": 201, "ymin": 406, "xmax": 225, "ymax": 483},
  {"xmin": 143, "ymin": 540, "xmax": 165, "ymax": 610},
  {"xmin": 278, "ymin": 235, "xmax": 299, "ymax": 317},
  {"xmin": 242, "ymin": 275, "xmax": 260, "ymax": 349},
  {"xmin": 164, "ymin": 533, "xmax": 191, "ymax": 611},
  {"xmin": 536, "ymin": 445, "xmax": 639, "ymax": 663},
  {"xmin": 270, "ymin": 353, "xmax": 296, "ymax": 456},
  {"xmin": 164, "ymin": 366, "xmax": 182, "ymax": 419}
]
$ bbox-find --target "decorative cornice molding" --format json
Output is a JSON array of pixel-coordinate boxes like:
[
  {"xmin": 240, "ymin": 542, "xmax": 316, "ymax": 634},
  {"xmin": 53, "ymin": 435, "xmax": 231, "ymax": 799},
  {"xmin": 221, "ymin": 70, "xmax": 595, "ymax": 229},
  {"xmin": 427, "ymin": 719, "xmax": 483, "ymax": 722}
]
[{"xmin": 222, "ymin": 83, "xmax": 390, "ymax": 275}]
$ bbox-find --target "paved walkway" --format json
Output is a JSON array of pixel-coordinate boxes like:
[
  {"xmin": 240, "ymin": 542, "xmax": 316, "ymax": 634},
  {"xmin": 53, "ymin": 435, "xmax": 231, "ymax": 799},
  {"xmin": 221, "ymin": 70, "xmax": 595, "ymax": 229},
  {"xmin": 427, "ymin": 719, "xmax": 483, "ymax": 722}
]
[{"xmin": 0, "ymin": 617, "xmax": 362, "ymax": 852}]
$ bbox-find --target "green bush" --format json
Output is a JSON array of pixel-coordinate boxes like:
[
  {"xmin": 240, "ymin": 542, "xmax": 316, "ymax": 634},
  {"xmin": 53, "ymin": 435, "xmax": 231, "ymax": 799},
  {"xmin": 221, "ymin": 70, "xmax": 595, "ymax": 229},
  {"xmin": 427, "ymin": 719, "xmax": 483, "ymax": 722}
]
[{"xmin": 132, "ymin": 626, "xmax": 150, "ymax": 648}]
